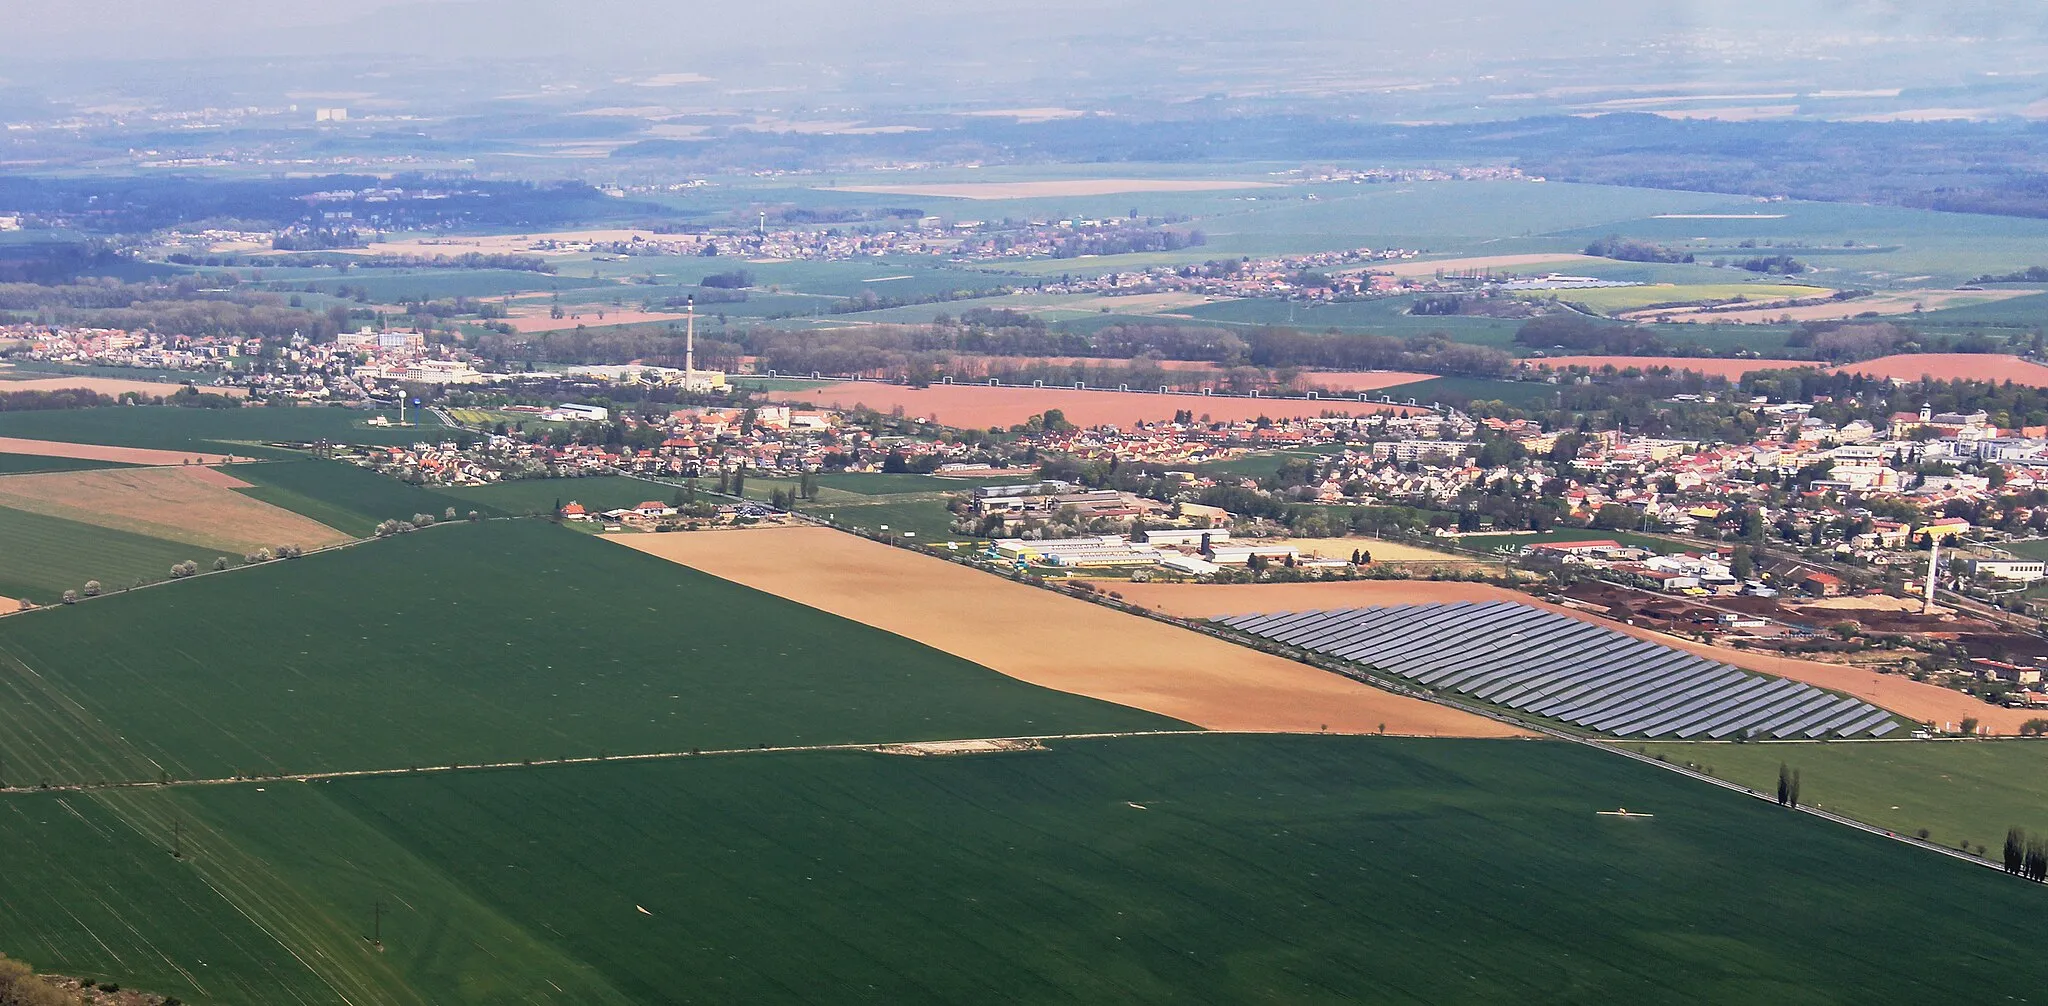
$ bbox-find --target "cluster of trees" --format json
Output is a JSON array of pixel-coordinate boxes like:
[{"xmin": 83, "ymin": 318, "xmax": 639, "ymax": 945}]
[
  {"xmin": 1774, "ymin": 763, "xmax": 1802, "ymax": 808},
  {"xmin": 1049, "ymin": 226, "xmax": 1204, "ymax": 259},
  {"xmin": 700, "ymin": 269, "xmax": 754, "ymax": 289},
  {"xmin": 828, "ymin": 285, "xmax": 1014, "ymax": 316},
  {"xmin": 1970, "ymin": 266, "xmax": 2048, "ymax": 284},
  {"xmin": 2004, "ymin": 827, "xmax": 2048, "ymax": 880},
  {"xmin": 1583, "ymin": 236, "xmax": 1694, "ymax": 263},
  {"xmin": 0, "ymin": 389, "xmax": 116, "ymax": 412},
  {"xmin": 1514, "ymin": 315, "xmax": 1667, "ymax": 356},
  {"xmin": 1734, "ymin": 254, "xmax": 1807, "ymax": 274},
  {"xmin": 0, "ymin": 278, "xmax": 349, "ymax": 341}
]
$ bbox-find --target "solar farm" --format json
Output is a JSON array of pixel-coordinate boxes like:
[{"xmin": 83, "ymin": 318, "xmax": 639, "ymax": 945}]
[{"xmin": 1215, "ymin": 601, "xmax": 1900, "ymax": 740}]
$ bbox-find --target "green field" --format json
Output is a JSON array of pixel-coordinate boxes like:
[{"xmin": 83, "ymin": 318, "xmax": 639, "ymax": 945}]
[
  {"xmin": 1386, "ymin": 376, "xmax": 1564, "ymax": 408},
  {"xmin": 0, "ymin": 407, "xmax": 443, "ymax": 459},
  {"xmin": 11, "ymin": 735, "xmax": 2048, "ymax": 1003},
  {"xmin": 0, "ymin": 453, "xmax": 136, "ymax": 475},
  {"xmin": 230, "ymin": 460, "xmax": 483, "ymax": 536},
  {"xmin": 437, "ymin": 475, "xmax": 668, "ymax": 516},
  {"xmin": 0, "ymin": 505, "xmax": 233, "ymax": 601},
  {"xmin": 0, "ymin": 791, "xmax": 346, "ymax": 1003},
  {"xmin": 1632, "ymin": 740, "xmax": 2048, "ymax": 855},
  {"xmin": 0, "ymin": 520, "xmax": 1173, "ymax": 785},
  {"xmin": 810, "ymin": 497, "xmax": 962, "ymax": 540}
]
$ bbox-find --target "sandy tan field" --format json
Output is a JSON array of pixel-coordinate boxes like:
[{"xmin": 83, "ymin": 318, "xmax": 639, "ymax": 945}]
[
  {"xmin": 502, "ymin": 307, "xmax": 687, "ymax": 333},
  {"xmin": 1246, "ymin": 537, "xmax": 1472, "ymax": 563},
  {"xmin": 615, "ymin": 527, "xmax": 1523, "ymax": 737},
  {"xmin": 0, "ymin": 436, "xmax": 237, "ymax": 466},
  {"xmin": 0, "ymin": 376, "xmax": 246, "ymax": 399},
  {"xmin": 1633, "ymin": 288, "xmax": 2033, "ymax": 324},
  {"xmin": 777, "ymin": 381, "xmax": 1428, "ymax": 428},
  {"xmin": 183, "ymin": 466, "xmax": 255, "ymax": 489},
  {"xmin": 1115, "ymin": 580, "xmax": 2039, "ymax": 734},
  {"xmin": 1524, "ymin": 356, "xmax": 1814, "ymax": 380},
  {"xmin": 820, "ymin": 179, "xmax": 1282, "ymax": 200},
  {"xmin": 0, "ymin": 467, "xmax": 349, "ymax": 553},
  {"xmin": 1833, "ymin": 353, "xmax": 2048, "ymax": 387},
  {"xmin": 1360, "ymin": 254, "xmax": 1606, "ymax": 278}
]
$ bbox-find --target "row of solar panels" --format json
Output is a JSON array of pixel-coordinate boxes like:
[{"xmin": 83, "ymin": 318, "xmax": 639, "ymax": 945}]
[{"xmin": 1216, "ymin": 601, "xmax": 1897, "ymax": 740}]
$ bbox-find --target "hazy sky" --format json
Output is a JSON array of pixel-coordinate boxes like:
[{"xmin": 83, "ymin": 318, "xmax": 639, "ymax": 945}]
[
  {"xmin": 8, "ymin": 1, "xmax": 2046, "ymax": 118},
  {"xmin": 17, "ymin": 0, "xmax": 2045, "ymax": 61}
]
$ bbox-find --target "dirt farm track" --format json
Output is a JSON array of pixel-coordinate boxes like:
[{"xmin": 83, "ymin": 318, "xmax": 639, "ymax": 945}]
[
  {"xmin": 1116, "ymin": 580, "xmax": 2044, "ymax": 734},
  {"xmin": 615, "ymin": 527, "xmax": 1522, "ymax": 738},
  {"xmin": 777, "ymin": 381, "xmax": 1429, "ymax": 428}
]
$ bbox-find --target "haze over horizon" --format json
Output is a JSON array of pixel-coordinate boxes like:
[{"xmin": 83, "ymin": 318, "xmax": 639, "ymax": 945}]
[{"xmin": 8, "ymin": 0, "xmax": 2048, "ymax": 121}]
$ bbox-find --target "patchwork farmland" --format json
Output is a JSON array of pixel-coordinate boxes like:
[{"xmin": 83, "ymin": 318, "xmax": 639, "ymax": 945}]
[{"xmin": 0, "ymin": 492, "xmax": 2042, "ymax": 1000}]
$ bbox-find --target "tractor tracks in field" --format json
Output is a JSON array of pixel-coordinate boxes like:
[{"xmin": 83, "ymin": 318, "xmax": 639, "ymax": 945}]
[{"xmin": 0, "ymin": 728, "xmax": 1219, "ymax": 796}]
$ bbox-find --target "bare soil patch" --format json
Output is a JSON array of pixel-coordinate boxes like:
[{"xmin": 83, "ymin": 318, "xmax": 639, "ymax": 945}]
[
  {"xmin": 820, "ymin": 179, "xmax": 1282, "ymax": 200},
  {"xmin": 1116, "ymin": 580, "xmax": 2038, "ymax": 733},
  {"xmin": 614, "ymin": 527, "xmax": 1523, "ymax": 737},
  {"xmin": 0, "ymin": 436, "xmax": 237, "ymax": 465},
  {"xmin": 184, "ymin": 466, "xmax": 254, "ymax": 489},
  {"xmin": 775, "ymin": 381, "xmax": 1428, "ymax": 428},
  {"xmin": 1249, "ymin": 537, "xmax": 1471, "ymax": 563},
  {"xmin": 876, "ymin": 738, "xmax": 1046, "ymax": 756},
  {"xmin": 502, "ymin": 306, "xmax": 688, "ymax": 333},
  {"xmin": 1833, "ymin": 353, "xmax": 2048, "ymax": 387},
  {"xmin": 0, "ymin": 468, "xmax": 349, "ymax": 553},
  {"xmin": 0, "ymin": 376, "xmax": 246, "ymax": 399},
  {"xmin": 1525, "ymin": 356, "xmax": 1813, "ymax": 380}
]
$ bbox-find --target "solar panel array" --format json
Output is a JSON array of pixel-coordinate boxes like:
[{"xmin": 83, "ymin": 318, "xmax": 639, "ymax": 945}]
[{"xmin": 1216, "ymin": 601, "xmax": 1898, "ymax": 740}]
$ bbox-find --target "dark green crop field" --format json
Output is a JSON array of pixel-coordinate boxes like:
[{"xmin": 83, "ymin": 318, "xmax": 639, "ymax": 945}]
[
  {"xmin": 0, "ymin": 505, "xmax": 230, "ymax": 601},
  {"xmin": 313, "ymin": 736, "xmax": 2042, "ymax": 1003},
  {"xmin": 231, "ymin": 459, "xmax": 485, "ymax": 536},
  {"xmin": 0, "ymin": 453, "xmax": 135, "ymax": 475},
  {"xmin": 0, "ymin": 520, "xmax": 1174, "ymax": 785},
  {"xmin": 12, "ymin": 735, "xmax": 2043, "ymax": 1005},
  {"xmin": 436, "ymin": 475, "xmax": 665, "ymax": 516},
  {"xmin": 0, "ymin": 406, "xmax": 440, "ymax": 458},
  {"xmin": 0, "ymin": 792, "xmax": 337, "ymax": 1004}
]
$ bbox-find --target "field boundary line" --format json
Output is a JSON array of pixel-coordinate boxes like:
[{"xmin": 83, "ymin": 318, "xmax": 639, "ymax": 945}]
[{"xmin": 0, "ymin": 729, "xmax": 1218, "ymax": 794}]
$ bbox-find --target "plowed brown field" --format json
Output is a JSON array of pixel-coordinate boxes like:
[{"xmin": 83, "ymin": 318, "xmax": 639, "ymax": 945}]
[
  {"xmin": 1833, "ymin": 353, "xmax": 2048, "ymax": 387},
  {"xmin": 1116, "ymin": 580, "xmax": 2036, "ymax": 733},
  {"xmin": 613, "ymin": 527, "xmax": 1523, "ymax": 737},
  {"xmin": 776, "ymin": 381, "xmax": 1429, "ymax": 428},
  {"xmin": 0, "ymin": 467, "xmax": 349, "ymax": 553}
]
